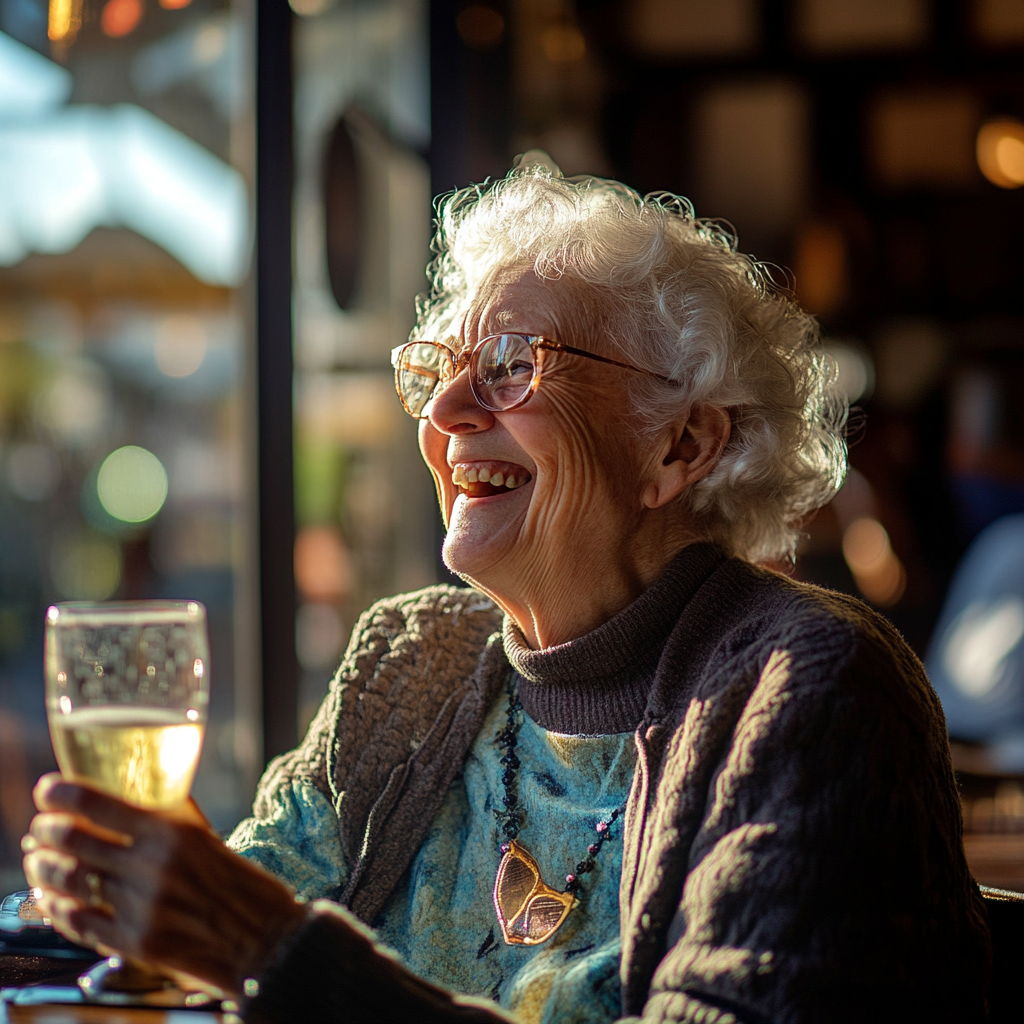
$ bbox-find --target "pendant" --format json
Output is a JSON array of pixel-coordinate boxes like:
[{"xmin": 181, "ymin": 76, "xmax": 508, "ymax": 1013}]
[{"xmin": 493, "ymin": 839, "xmax": 576, "ymax": 945}]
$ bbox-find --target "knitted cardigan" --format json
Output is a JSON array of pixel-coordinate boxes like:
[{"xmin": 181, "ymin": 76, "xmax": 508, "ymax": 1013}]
[{"xmin": 242, "ymin": 545, "xmax": 990, "ymax": 1024}]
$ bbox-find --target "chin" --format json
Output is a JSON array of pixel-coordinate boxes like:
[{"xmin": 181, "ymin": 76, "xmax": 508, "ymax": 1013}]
[{"xmin": 441, "ymin": 508, "xmax": 515, "ymax": 586}]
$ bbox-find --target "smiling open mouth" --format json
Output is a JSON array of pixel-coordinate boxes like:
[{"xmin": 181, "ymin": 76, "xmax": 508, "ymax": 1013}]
[{"xmin": 451, "ymin": 461, "xmax": 532, "ymax": 498}]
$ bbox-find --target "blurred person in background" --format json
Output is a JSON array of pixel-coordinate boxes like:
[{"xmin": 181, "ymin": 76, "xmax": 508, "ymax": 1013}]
[
  {"xmin": 927, "ymin": 350, "xmax": 1024, "ymax": 772},
  {"xmin": 24, "ymin": 158, "xmax": 989, "ymax": 1024}
]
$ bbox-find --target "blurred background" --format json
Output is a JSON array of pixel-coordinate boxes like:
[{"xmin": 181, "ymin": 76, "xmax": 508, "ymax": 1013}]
[{"xmin": 1, "ymin": 0, "xmax": 1023, "ymax": 894}]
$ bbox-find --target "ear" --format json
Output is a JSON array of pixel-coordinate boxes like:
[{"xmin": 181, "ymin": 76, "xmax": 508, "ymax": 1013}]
[{"xmin": 641, "ymin": 404, "xmax": 731, "ymax": 510}]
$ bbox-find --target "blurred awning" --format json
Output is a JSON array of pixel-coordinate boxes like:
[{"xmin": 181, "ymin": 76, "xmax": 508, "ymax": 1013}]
[{"xmin": 0, "ymin": 31, "xmax": 250, "ymax": 287}]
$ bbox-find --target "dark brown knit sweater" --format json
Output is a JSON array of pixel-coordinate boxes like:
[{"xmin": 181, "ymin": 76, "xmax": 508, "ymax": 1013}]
[{"xmin": 243, "ymin": 544, "xmax": 990, "ymax": 1024}]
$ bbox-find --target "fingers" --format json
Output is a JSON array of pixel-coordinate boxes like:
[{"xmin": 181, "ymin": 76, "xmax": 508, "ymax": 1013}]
[
  {"xmin": 42, "ymin": 891, "xmax": 122, "ymax": 952},
  {"xmin": 23, "ymin": 846, "xmax": 118, "ymax": 911},
  {"xmin": 34, "ymin": 776, "xmax": 142, "ymax": 839},
  {"xmin": 29, "ymin": 812, "xmax": 134, "ymax": 871}
]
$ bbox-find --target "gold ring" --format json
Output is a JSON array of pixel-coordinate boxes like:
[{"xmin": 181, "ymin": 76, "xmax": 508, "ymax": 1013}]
[{"xmin": 85, "ymin": 871, "xmax": 104, "ymax": 909}]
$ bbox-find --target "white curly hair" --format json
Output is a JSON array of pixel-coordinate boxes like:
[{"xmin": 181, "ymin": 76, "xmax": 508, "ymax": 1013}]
[{"xmin": 412, "ymin": 153, "xmax": 848, "ymax": 564}]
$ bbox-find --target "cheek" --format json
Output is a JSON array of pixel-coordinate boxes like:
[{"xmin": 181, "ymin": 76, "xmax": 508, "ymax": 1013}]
[
  {"xmin": 418, "ymin": 421, "xmax": 453, "ymax": 523},
  {"xmin": 521, "ymin": 374, "xmax": 641, "ymax": 529}
]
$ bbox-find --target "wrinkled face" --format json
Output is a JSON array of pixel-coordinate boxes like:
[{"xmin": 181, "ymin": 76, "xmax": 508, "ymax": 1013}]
[{"xmin": 418, "ymin": 267, "xmax": 658, "ymax": 602}]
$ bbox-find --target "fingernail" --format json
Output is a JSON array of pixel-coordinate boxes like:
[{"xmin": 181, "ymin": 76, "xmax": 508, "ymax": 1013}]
[
  {"xmin": 21, "ymin": 835, "xmax": 39, "ymax": 853},
  {"xmin": 31, "ymin": 887, "xmax": 43, "ymax": 900}
]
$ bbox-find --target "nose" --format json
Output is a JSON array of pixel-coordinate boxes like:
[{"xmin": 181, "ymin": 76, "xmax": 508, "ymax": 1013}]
[{"xmin": 428, "ymin": 361, "xmax": 494, "ymax": 435}]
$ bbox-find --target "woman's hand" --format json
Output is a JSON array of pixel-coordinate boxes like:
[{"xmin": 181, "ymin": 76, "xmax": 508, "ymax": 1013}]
[{"xmin": 22, "ymin": 773, "xmax": 309, "ymax": 998}]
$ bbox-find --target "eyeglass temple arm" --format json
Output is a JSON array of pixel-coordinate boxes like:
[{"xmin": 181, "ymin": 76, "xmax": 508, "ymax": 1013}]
[{"xmin": 538, "ymin": 340, "xmax": 680, "ymax": 386}]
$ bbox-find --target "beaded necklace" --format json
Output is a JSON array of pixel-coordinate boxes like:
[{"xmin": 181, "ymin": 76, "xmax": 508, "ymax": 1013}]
[{"xmin": 492, "ymin": 674, "xmax": 624, "ymax": 945}]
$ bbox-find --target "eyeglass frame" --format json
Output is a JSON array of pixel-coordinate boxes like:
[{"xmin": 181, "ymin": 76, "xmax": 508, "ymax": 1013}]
[{"xmin": 390, "ymin": 333, "xmax": 680, "ymax": 419}]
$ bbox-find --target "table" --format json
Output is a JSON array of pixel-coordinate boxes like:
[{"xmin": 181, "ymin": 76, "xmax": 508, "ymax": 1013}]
[
  {"xmin": 952, "ymin": 743, "xmax": 1024, "ymax": 894},
  {"xmin": 0, "ymin": 955, "xmax": 226, "ymax": 1023},
  {"xmin": 1, "ymin": 1007, "xmax": 226, "ymax": 1022}
]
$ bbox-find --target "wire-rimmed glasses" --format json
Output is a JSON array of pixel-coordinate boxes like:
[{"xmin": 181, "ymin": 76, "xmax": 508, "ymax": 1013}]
[{"xmin": 391, "ymin": 333, "xmax": 678, "ymax": 419}]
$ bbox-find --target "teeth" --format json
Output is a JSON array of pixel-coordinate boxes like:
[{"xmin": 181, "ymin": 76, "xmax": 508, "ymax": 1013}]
[{"xmin": 451, "ymin": 464, "xmax": 529, "ymax": 490}]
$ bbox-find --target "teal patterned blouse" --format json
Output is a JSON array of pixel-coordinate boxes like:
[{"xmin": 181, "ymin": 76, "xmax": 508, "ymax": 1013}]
[{"xmin": 229, "ymin": 687, "xmax": 636, "ymax": 1024}]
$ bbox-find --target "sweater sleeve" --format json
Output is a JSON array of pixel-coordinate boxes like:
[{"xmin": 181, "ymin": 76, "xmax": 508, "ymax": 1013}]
[
  {"xmin": 242, "ymin": 901, "xmax": 518, "ymax": 1024},
  {"xmin": 629, "ymin": 625, "xmax": 989, "ymax": 1024}
]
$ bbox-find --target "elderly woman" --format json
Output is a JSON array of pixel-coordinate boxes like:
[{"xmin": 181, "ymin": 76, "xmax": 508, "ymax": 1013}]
[{"xmin": 24, "ymin": 157, "xmax": 989, "ymax": 1023}]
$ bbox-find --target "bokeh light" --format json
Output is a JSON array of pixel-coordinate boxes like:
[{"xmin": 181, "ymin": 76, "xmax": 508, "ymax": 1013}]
[
  {"xmin": 456, "ymin": 5, "xmax": 505, "ymax": 50},
  {"xmin": 159, "ymin": 0, "xmax": 192, "ymax": 9},
  {"xmin": 822, "ymin": 340, "xmax": 874, "ymax": 403},
  {"xmin": 294, "ymin": 526, "xmax": 353, "ymax": 602},
  {"xmin": 288, "ymin": 0, "xmax": 332, "ymax": 15},
  {"xmin": 101, "ymin": 0, "xmax": 143, "ymax": 38},
  {"xmin": 942, "ymin": 597, "xmax": 1024, "ymax": 700},
  {"xmin": 794, "ymin": 221, "xmax": 846, "ymax": 315},
  {"xmin": 7, "ymin": 444, "xmax": 61, "ymax": 501},
  {"xmin": 97, "ymin": 445, "xmax": 169, "ymax": 523},
  {"xmin": 36, "ymin": 360, "xmax": 112, "ymax": 448},
  {"xmin": 977, "ymin": 118, "xmax": 1024, "ymax": 189},
  {"xmin": 154, "ymin": 314, "xmax": 207, "ymax": 377},
  {"xmin": 541, "ymin": 25, "xmax": 586, "ymax": 63},
  {"xmin": 51, "ymin": 531, "xmax": 122, "ymax": 600},
  {"xmin": 842, "ymin": 517, "xmax": 906, "ymax": 607},
  {"xmin": 47, "ymin": 0, "xmax": 79, "ymax": 41}
]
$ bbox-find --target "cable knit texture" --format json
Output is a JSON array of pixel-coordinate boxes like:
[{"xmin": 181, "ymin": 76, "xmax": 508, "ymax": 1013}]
[{"xmin": 235, "ymin": 545, "xmax": 991, "ymax": 1024}]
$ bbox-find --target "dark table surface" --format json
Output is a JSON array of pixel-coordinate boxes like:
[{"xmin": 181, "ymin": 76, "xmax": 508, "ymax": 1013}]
[
  {"xmin": 0, "ymin": 952, "xmax": 227, "ymax": 1022},
  {"xmin": 0, "ymin": 951, "xmax": 100, "ymax": 989}
]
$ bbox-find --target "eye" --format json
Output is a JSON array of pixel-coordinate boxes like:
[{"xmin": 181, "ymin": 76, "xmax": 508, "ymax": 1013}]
[{"xmin": 506, "ymin": 358, "xmax": 533, "ymax": 378}]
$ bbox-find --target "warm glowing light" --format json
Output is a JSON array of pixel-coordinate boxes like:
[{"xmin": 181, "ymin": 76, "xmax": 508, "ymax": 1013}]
[
  {"xmin": 48, "ymin": 0, "xmax": 78, "ymax": 41},
  {"xmin": 101, "ymin": 0, "xmax": 142, "ymax": 38},
  {"xmin": 977, "ymin": 118, "xmax": 1024, "ymax": 189},
  {"xmin": 192, "ymin": 658, "xmax": 204, "ymax": 678},
  {"xmin": 457, "ymin": 5, "xmax": 505, "ymax": 49},
  {"xmin": 842, "ymin": 517, "xmax": 906, "ymax": 607},
  {"xmin": 154, "ymin": 315, "xmax": 207, "ymax": 377},
  {"xmin": 794, "ymin": 222, "xmax": 846, "ymax": 315},
  {"xmin": 294, "ymin": 527, "xmax": 353, "ymax": 602},
  {"xmin": 842, "ymin": 517, "xmax": 889, "ymax": 573},
  {"xmin": 97, "ymin": 445, "xmax": 168, "ymax": 523},
  {"xmin": 541, "ymin": 25, "xmax": 586, "ymax": 63},
  {"xmin": 158, "ymin": 722, "xmax": 202, "ymax": 785},
  {"xmin": 159, "ymin": 0, "xmax": 192, "ymax": 9}
]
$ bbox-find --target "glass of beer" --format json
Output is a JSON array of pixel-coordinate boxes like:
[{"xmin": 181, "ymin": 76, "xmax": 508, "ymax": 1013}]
[{"xmin": 44, "ymin": 600, "xmax": 209, "ymax": 811}]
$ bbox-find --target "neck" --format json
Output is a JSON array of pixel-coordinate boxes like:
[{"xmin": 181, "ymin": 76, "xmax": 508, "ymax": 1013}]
[{"xmin": 465, "ymin": 521, "xmax": 709, "ymax": 649}]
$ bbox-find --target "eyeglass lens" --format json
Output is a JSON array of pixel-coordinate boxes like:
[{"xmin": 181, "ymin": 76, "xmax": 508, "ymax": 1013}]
[
  {"xmin": 472, "ymin": 334, "xmax": 536, "ymax": 411},
  {"xmin": 396, "ymin": 342, "xmax": 446, "ymax": 417},
  {"xmin": 396, "ymin": 335, "xmax": 537, "ymax": 417}
]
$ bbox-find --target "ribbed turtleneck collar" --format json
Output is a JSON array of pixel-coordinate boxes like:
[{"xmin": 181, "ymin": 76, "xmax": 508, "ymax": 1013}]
[{"xmin": 501, "ymin": 543, "xmax": 725, "ymax": 734}]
